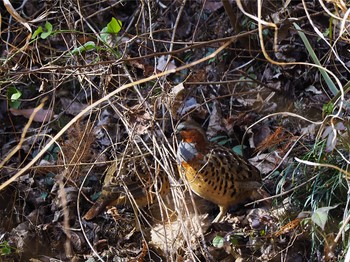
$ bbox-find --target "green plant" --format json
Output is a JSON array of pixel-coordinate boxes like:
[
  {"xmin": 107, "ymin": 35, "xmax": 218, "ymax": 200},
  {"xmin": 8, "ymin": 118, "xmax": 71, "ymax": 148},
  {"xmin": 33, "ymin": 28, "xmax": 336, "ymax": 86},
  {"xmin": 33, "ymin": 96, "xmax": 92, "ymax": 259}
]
[
  {"xmin": 70, "ymin": 17, "xmax": 122, "ymax": 55},
  {"xmin": 237, "ymin": 66, "xmax": 257, "ymax": 87},
  {"xmin": 6, "ymin": 86, "xmax": 22, "ymax": 109},
  {"xmin": 212, "ymin": 234, "xmax": 239, "ymax": 249},
  {"xmin": 69, "ymin": 41, "xmax": 96, "ymax": 55},
  {"xmin": 323, "ymin": 102, "xmax": 334, "ymax": 116},
  {"xmin": 294, "ymin": 23, "xmax": 338, "ymax": 97},
  {"xmin": 283, "ymin": 132, "xmax": 349, "ymax": 260},
  {"xmin": 100, "ymin": 17, "xmax": 122, "ymax": 44},
  {"xmin": 32, "ymin": 21, "xmax": 53, "ymax": 39},
  {"xmin": 0, "ymin": 241, "xmax": 12, "ymax": 256},
  {"xmin": 210, "ymin": 136, "xmax": 246, "ymax": 156}
]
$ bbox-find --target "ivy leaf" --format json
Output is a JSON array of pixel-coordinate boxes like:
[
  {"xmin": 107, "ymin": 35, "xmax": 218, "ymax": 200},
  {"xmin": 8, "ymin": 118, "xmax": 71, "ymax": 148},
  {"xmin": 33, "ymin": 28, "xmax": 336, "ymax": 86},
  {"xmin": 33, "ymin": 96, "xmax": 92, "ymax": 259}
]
[
  {"xmin": 100, "ymin": 17, "xmax": 122, "ymax": 47},
  {"xmin": 7, "ymin": 87, "xmax": 22, "ymax": 109},
  {"xmin": 32, "ymin": 26, "xmax": 43, "ymax": 39},
  {"xmin": 41, "ymin": 21, "xmax": 53, "ymax": 39},
  {"xmin": 10, "ymin": 89, "xmax": 22, "ymax": 101},
  {"xmin": 106, "ymin": 17, "xmax": 122, "ymax": 34}
]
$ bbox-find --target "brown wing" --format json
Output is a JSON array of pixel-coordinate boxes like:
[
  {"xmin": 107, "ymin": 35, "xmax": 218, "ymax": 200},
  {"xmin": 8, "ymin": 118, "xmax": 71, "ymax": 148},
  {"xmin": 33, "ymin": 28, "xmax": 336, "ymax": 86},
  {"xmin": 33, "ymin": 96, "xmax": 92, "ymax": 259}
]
[{"xmin": 209, "ymin": 145, "xmax": 261, "ymax": 184}]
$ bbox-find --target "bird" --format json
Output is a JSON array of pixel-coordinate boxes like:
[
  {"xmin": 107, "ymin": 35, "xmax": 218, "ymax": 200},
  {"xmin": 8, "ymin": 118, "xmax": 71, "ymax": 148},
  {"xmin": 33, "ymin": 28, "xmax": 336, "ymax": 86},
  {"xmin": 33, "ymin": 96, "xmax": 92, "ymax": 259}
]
[
  {"xmin": 83, "ymin": 146, "xmax": 170, "ymax": 227},
  {"xmin": 176, "ymin": 120, "xmax": 266, "ymax": 223}
]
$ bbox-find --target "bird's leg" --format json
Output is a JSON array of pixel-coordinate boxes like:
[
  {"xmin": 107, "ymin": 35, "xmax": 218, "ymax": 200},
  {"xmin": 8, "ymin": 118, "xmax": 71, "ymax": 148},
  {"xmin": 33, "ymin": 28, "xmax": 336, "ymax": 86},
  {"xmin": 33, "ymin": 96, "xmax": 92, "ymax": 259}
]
[{"xmin": 213, "ymin": 206, "xmax": 227, "ymax": 223}]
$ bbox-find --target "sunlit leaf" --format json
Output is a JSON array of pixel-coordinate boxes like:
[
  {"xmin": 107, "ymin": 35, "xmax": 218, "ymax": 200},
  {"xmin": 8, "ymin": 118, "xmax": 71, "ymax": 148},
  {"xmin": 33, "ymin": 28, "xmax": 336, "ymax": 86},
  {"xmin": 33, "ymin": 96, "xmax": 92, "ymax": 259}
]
[
  {"xmin": 41, "ymin": 21, "xmax": 53, "ymax": 39},
  {"xmin": 10, "ymin": 90, "xmax": 21, "ymax": 101},
  {"xmin": 293, "ymin": 23, "xmax": 338, "ymax": 96},
  {"xmin": 311, "ymin": 205, "xmax": 338, "ymax": 230},
  {"xmin": 212, "ymin": 235, "xmax": 224, "ymax": 248},
  {"xmin": 32, "ymin": 26, "xmax": 43, "ymax": 39},
  {"xmin": 45, "ymin": 21, "xmax": 53, "ymax": 32},
  {"xmin": 70, "ymin": 41, "xmax": 96, "ymax": 55},
  {"xmin": 7, "ymin": 86, "xmax": 22, "ymax": 108},
  {"xmin": 106, "ymin": 17, "xmax": 122, "ymax": 34}
]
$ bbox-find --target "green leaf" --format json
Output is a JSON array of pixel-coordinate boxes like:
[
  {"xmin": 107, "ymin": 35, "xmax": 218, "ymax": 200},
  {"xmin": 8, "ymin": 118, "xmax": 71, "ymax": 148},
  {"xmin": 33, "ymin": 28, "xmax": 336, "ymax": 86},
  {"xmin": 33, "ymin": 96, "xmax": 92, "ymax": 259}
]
[
  {"xmin": 32, "ymin": 26, "xmax": 43, "ymax": 39},
  {"xmin": 322, "ymin": 28, "xmax": 330, "ymax": 38},
  {"xmin": 40, "ymin": 192, "xmax": 49, "ymax": 200},
  {"xmin": 41, "ymin": 21, "xmax": 53, "ymax": 39},
  {"xmin": 100, "ymin": 27, "xmax": 109, "ymax": 43},
  {"xmin": 217, "ymin": 139, "xmax": 230, "ymax": 146},
  {"xmin": 10, "ymin": 90, "xmax": 21, "ymax": 101},
  {"xmin": 45, "ymin": 21, "xmax": 53, "ymax": 32},
  {"xmin": 210, "ymin": 135, "xmax": 228, "ymax": 143},
  {"xmin": 311, "ymin": 205, "xmax": 338, "ymax": 230},
  {"xmin": 229, "ymin": 235, "xmax": 239, "ymax": 245},
  {"xmin": 91, "ymin": 191, "xmax": 101, "ymax": 202},
  {"xmin": 7, "ymin": 87, "xmax": 22, "ymax": 109},
  {"xmin": 232, "ymin": 145, "xmax": 246, "ymax": 156},
  {"xmin": 212, "ymin": 235, "xmax": 225, "ymax": 248},
  {"xmin": 41, "ymin": 31, "xmax": 50, "ymax": 39},
  {"xmin": 0, "ymin": 241, "xmax": 12, "ymax": 255},
  {"xmin": 100, "ymin": 17, "xmax": 122, "ymax": 45},
  {"xmin": 260, "ymin": 229, "xmax": 266, "ymax": 236},
  {"xmin": 44, "ymin": 174, "xmax": 55, "ymax": 186},
  {"xmin": 70, "ymin": 41, "xmax": 96, "ymax": 55},
  {"xmin": 323, "ymin": 102, "xmax": 334, "ymax": 116},
  {"xmin": 106, "ymin": 17, "xmax": 122, "ymax": 34}
]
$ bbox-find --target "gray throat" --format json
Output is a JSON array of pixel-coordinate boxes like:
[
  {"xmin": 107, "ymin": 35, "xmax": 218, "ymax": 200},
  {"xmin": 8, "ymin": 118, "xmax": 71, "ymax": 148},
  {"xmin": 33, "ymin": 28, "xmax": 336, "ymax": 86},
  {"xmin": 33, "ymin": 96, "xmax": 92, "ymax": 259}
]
[{"xmin": 177, "ymin": 141, "xmax": 198, "ymax": 164}]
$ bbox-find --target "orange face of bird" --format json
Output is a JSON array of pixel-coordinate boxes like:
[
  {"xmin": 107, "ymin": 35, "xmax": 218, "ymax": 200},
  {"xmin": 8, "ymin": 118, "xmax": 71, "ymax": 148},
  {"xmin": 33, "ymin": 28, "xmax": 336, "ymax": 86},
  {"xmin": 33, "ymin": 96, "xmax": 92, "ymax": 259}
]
[
  {"xmin": 179, "ymin": 129, "xmax": 205, "ymax": 144},
  {"xmin": 176, "ymin": 121, "xmax": 208, "ymax": 164}
]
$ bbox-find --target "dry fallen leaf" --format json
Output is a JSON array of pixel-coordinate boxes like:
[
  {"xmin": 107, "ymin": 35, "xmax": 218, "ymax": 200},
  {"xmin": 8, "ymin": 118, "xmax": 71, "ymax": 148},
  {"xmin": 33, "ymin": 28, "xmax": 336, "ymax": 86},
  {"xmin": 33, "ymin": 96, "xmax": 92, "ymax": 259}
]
[
  {"xmin": 10, "ymin": 108, "xmax": 54, "ymax": 123},
  {"xmin": 207, "ymin": 101, "xmax": 224, "ymax": 138},
  {"xmin": 128, "ymin": 105, "xmax": 153, "ymax": 135},
  {"xmin": 60, "ymin": 97, "xmax": 88, "ymax": 116},
  {"xmin": 156, "ymin": 55, "xmax": 176, "ymax": 72}
]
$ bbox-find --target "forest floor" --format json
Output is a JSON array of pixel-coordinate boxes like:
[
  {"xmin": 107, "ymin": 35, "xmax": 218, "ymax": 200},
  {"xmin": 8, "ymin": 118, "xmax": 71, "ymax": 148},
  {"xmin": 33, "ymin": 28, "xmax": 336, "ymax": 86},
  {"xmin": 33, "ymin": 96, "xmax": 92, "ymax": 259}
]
[{"xmin": 0, "ymin": 1, "xmax": 349, "ymax": 261}]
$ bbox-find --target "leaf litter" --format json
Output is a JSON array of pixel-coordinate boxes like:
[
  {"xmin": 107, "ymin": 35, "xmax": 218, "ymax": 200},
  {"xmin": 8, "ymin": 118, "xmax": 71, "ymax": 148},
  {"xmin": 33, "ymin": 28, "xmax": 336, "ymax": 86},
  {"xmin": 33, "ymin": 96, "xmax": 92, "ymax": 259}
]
[{"xmin": 0, "ymin": 1, "xmax": 349, "ymax": 261}]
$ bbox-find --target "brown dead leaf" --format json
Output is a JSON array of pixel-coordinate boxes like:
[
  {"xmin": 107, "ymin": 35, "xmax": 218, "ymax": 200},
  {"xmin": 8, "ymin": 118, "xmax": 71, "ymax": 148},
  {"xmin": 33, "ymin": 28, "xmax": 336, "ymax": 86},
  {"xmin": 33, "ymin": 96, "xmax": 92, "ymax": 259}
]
[
  {"xmin": 60, "ymin": 98, "xmax": 88, "ymax": 116},
  {"xmin": 10, "ymin": 107, "xmax": 54, "ymax": 123},
  {"xmin": 128, "ymin": 105, "xmax": 153, "ymax": 135},
  {"xmin": 167, "ymin": 83, "xmax": 185, "ymax": 118},
  {"xmin": 203, "ymin": 0, "xmax": 234, "ymax": 11},
  {"xmin": 187, "ymin": 69, "xmax": 207, "ymax": 82},
  {"xmin": 253, "ymin": 124, "xmax": 271, "ymax": 148},
  {"xmin": 321, "ymin": 122, "xmax": 347, "ymax": 152},
  {"xmin": 249, "ymin": 153, "xmax": 282, "ymax": 174},
  {"xmin": 207, "ymin": 101, "xmax": 224, "ymax": 138}
]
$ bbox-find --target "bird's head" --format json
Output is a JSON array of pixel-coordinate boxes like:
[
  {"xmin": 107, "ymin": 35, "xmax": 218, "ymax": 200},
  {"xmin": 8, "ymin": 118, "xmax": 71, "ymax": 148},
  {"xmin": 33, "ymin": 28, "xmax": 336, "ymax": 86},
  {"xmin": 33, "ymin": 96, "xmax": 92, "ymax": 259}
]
[{"xmin": 176, "ymin": 120, "xmax": 208, "ymax": 151}]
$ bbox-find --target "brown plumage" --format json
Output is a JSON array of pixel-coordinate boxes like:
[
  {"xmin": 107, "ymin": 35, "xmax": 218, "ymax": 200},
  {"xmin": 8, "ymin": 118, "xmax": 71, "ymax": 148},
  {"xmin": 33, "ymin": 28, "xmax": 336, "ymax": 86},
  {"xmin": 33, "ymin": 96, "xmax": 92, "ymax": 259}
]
[
  {"xmin": 84, "ymin": 147, "xmax": 170, "ymax": 223},
  {"xmin": 176, "ymin": 120, "xmax": 265, "ymax": 222}
]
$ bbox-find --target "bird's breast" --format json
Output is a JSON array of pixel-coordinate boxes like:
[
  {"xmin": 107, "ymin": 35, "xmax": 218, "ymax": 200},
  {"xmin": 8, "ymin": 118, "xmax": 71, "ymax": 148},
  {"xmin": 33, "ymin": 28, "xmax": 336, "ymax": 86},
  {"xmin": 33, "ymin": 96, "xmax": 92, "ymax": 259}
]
[{"xmin": 177, "ymin": 141, "xmax": 200, "ymax": 164}]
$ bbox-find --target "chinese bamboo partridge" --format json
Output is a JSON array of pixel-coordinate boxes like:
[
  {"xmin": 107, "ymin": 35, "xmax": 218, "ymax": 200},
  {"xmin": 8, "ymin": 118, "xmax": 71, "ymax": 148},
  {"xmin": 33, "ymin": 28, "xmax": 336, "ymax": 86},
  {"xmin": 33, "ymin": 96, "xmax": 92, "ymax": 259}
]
[
  {"xmin": 83, "ymin": 147, "xmax": 170, "ymax": 224},
  {"xmin": 176, "ymin": 120, "xmax": 265, "ymax": 222}
]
